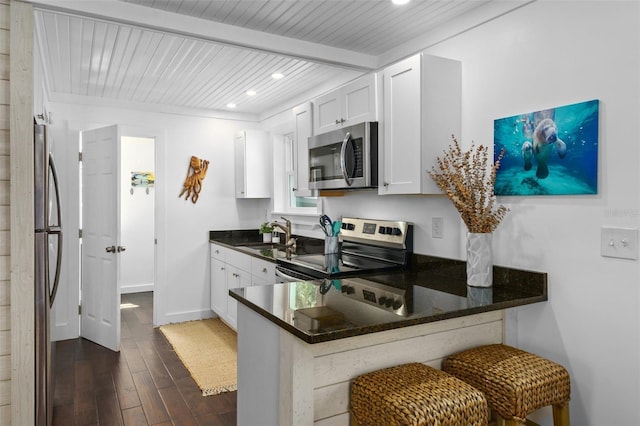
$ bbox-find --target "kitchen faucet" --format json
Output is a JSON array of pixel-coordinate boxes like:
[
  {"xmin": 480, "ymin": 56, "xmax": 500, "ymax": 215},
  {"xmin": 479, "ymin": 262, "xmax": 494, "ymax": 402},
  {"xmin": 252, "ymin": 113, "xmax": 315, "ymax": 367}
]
[{"xmin": 271, "ymin": 216, "xmax": 296, "ymax": 249}]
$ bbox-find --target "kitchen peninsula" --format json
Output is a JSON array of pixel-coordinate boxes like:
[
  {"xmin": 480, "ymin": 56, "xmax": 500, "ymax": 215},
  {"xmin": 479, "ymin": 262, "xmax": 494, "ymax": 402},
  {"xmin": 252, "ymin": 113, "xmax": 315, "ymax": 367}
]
[{"xmin": 225, "ymin": 244, "xmax": 547, "ymax": 425}]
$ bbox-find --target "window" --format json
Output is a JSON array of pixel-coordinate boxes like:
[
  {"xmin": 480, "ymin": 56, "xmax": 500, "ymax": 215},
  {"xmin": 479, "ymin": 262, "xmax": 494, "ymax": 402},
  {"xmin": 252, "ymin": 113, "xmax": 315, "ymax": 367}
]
[{"xmin": 273, "ymin": 132, "xmax": 320, "ymax": 215}]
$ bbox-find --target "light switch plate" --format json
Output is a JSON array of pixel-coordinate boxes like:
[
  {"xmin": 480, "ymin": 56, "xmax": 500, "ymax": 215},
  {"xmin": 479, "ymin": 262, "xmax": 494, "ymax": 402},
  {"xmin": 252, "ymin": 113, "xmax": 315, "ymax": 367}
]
[
  {"xmin": 601, "ymin": 227, "xmax": 638, "ymax": 260},
  {"xmin": 432, "ymin": 217, "xmax": 444, "ymax": 239}
]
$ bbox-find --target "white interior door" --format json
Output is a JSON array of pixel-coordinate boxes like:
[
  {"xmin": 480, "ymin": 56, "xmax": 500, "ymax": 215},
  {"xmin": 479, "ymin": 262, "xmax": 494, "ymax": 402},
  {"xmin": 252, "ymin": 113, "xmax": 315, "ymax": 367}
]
[{"xmin": 80, "ymin": 125, "xmax": 121, "ymax": 352}]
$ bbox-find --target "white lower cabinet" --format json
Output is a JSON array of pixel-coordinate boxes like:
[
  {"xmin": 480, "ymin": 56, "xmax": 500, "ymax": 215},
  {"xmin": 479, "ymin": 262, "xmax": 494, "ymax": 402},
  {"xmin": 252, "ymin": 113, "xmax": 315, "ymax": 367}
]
[
  {"xmin": 210, "ymin": 243, "xmax": 276, "ymax": 330},
  {"xmin": 225, "ymin": 265, "xmax": 251, "ymax": 330},
  {"xmin": 210, "ymin": 258, "xmax": 227, "ymax": 318},
  {"xmin": 251, "ymin": 257, "xmax": 276, "ymax": 286}
]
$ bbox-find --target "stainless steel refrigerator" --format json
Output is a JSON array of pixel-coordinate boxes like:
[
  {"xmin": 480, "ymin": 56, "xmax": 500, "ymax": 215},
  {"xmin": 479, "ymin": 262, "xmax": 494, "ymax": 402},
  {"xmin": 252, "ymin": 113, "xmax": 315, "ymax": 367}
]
[{"xmin": 34, "ymin": 120, "xmax": 63, "ymax": 426}]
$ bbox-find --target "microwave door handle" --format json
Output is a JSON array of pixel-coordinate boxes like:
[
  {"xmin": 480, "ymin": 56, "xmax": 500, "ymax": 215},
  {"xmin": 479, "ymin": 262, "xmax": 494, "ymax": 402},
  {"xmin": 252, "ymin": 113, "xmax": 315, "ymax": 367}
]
[{"xmin": 339, "ymin": 132, "xmax": 354, "ymax": 186}]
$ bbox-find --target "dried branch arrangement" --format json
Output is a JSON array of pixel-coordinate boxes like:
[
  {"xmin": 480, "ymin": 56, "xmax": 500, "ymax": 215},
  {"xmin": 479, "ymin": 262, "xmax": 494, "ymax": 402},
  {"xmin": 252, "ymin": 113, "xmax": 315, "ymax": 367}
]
[{"xmin": 428, "ymin": 135, "xmax": 508, "ymax": 233}]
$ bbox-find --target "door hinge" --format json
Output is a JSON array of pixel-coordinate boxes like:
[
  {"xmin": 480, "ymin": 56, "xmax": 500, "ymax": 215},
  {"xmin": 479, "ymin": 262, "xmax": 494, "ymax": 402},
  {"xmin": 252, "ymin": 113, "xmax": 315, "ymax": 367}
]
[
  {"xmin": 78, "ymin": 305, "xmax": 82, "ymax": 315},
  {"xmin": 79, "ymin": 229, "xmax": 82, "ymax": 238},
  {"xmin": 78, "ymin": 152, "xmax": 83, "ymax": 162}
]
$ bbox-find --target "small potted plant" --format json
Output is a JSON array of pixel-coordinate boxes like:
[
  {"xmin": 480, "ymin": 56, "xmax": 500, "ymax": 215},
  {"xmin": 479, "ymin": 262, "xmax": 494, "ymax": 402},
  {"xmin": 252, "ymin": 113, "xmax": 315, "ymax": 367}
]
[{"xmin": 259, "ymin": 222, "xmax": 273, "ymax": 243}]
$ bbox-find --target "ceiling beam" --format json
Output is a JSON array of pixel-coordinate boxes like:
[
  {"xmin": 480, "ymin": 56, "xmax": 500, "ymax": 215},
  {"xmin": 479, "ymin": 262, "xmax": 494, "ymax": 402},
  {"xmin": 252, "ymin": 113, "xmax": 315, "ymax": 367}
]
[{"xmin": 29, "ymin": 0, "xmax": 378, "ymax": 71}]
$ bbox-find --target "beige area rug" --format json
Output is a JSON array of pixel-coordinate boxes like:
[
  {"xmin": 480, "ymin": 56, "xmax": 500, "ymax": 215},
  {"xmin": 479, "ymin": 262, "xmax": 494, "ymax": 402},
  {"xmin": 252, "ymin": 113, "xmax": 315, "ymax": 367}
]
[{"xmin": 160, "ymin": 318, "xmax": 237, "ymax": 396}]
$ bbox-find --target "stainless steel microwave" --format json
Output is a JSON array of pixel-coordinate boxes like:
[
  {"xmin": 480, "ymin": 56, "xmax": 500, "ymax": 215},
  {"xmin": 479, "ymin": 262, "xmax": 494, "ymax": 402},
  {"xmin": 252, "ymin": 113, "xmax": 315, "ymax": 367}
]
[{"xmin": 308, "ymin": 122, "xmax": 378, "ymax": 190}]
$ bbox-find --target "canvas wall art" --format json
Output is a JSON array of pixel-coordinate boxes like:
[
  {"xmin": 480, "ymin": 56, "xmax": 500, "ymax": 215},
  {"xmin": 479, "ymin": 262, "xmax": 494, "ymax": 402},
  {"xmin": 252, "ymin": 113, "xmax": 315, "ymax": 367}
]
[
  {"xmin": 131, "ymin": 171, "xmax": 155, "ymax": 187},
  {"xmin": 494, "ymin": 99, "xmax": 599, "ymax": 195}
]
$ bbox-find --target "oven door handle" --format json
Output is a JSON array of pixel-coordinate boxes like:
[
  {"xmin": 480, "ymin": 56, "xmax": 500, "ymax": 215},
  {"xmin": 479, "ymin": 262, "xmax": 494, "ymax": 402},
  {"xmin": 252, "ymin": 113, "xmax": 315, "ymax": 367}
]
[
  {"xmin": 340, "ymin": 132, "xmax": 354, "ymax": 186},
  {"xmin": 276, "ymin": 268, "xmax": 306, "ymax": 282}
]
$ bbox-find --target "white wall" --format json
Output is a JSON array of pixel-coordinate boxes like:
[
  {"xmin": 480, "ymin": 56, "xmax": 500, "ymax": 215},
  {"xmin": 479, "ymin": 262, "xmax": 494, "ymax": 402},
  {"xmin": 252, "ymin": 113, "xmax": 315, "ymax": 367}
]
[
  {"xmin": 47, "ymin": 103, "xmax": 270, "ymax": 339},
  {"xmin": 120, "ymin": 136, "xmax": 155, "ymax": 293},
  {"xmin": 317, "ymin": 2, "xmax": 639, "ymax": 425}
]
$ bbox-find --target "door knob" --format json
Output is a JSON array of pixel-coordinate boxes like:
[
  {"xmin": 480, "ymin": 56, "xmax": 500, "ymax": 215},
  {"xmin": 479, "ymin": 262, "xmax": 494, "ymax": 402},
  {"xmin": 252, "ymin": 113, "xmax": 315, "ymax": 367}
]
[{"xmin": 106, "ymin": 246, "xmax": 116, "ymax": 253}]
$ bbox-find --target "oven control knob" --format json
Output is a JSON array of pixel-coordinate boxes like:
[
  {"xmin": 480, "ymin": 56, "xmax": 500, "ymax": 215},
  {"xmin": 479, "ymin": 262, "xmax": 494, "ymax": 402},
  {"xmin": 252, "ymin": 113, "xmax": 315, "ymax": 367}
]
[
  {"xmin": 341, "ymin": 222, "xmax": 348, "ymax": 230},
  {"xmin": 392, "ymin": 228, "xmax": 402, "ymax": 236},
  {"xmin": 378, "ymin": 296, "xmax": 387, "ymax": 305},
  {"xmin": 385, "ymin": 298, "xmax": 393, "ymax": 308},
  {"xmin": 347, "ymin": 223, "xmax": 355, "ymax": 230},
  {"xmin": 378, "ymin": 227, "xmax": 385, "ymax": 234},
  {"xmin": 392, "ymin": 300, "xmax": 403, "ymax": 310},
  {"xmin": 341, "ymin": 285, "xmax": 354, "ymax": 294}
]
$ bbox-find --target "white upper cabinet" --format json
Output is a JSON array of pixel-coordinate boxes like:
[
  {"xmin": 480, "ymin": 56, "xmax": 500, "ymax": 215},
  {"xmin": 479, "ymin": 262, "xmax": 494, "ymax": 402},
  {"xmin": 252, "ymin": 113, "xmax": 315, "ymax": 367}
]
[
  {"xmin": 379, "ymin": 54, "xmax": 461, "ymax": 195},
  {"xmin": 313, "ymin": 73, "xmax": 377, "ymax": 135},
  {"xmin": 235, "ymin": 129, "xmax": 272, "ymax": 198},
  {"xmin": 292, "ymin": 102, "xmax": 314, "ymax": 197}
]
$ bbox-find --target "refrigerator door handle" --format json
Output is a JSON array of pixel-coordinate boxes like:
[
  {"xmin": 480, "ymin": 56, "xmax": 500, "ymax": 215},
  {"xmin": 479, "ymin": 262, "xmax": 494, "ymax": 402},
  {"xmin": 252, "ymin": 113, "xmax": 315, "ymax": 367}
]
[
  {"xmin": 48, "ymin": 153, "xmax": 63, "ymax": 308},
  {"xmin": 49, "ymin": 229, "xmax": 62, "ymax": 308},
  {"xmin": 48, "ymin": 153, "xmax": 62, "ymax": 229}
]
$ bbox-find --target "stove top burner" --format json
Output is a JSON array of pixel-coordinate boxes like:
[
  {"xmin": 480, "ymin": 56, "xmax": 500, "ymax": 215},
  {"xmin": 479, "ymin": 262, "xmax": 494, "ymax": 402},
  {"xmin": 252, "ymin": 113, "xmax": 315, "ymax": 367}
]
[{"xmin": 277, "ymin": 217, "xmax": 413, "ymax": 279}]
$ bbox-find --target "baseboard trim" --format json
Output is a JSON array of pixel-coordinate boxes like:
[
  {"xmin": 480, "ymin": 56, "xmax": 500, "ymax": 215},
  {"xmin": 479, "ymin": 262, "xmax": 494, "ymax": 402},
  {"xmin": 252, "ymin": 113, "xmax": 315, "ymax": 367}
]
[
  {"xmin": 161, "ymin": 309, "xmax": 215, "ymax": 325},
  {"xmin": 121, "ymin": 283, "xmax": 154, "ymax": 294}
]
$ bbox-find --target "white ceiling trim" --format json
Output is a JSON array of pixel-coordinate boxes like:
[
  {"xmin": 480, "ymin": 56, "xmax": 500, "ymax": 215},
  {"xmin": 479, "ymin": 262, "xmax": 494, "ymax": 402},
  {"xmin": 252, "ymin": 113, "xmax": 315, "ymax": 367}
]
[
  {"xmin": 49, "ymin": 91, "xmax": 262, "ymax": 122},
  {"xmin": 30, "ymin": 0, "xmax": 378, "ymax": 71}
]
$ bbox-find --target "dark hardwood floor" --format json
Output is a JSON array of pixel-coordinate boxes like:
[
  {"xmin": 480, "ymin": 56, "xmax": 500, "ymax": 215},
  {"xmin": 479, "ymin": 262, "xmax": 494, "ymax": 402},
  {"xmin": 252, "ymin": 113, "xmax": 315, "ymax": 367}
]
[{"xmin": 52, "ymin": 292, "xmax": 237, "ymax": 425}]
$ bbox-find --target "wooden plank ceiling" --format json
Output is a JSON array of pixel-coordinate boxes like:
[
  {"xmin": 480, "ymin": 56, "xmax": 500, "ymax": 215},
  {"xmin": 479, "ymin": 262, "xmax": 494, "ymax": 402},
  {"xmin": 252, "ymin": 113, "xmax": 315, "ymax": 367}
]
[{"xmin": 34, "ymin": 0, "xmax": 490, "ymax": 119}]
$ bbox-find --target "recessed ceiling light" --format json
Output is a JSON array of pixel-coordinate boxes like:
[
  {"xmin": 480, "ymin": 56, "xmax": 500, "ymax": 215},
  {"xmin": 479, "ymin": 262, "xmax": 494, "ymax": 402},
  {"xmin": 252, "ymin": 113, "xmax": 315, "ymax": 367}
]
[
  {"xmin": 392, "ymin": 0, "xmax": 410, "ymax": 4},
  {"xmin": 246, "ymin": 90, "xmax": 257, "ymax": 96},
  {"xmin": 226, "ymin": 103, "xmax": 236, "ymax": 108},
  {"xmin": 272, "ymin": 73, "xmax": 284, "ymax": 79}
]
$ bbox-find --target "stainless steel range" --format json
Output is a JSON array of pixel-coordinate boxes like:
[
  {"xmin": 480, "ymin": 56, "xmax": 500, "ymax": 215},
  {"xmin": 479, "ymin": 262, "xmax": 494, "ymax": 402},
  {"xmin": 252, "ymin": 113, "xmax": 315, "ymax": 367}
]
[{"xmin": 275, "ymin": 217, "xmax": 413, "ymax": 281}]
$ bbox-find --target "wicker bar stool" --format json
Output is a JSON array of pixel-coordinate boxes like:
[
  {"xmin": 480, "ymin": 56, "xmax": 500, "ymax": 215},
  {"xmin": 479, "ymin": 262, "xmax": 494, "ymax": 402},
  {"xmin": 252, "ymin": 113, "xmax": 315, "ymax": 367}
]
[
  {"xmin": 442, "ymin": 344, "xmax": 571, "ymax": 426},
  {"xmin": 350, "ymin": 362, "xmax": 489, "ymax": 426}
]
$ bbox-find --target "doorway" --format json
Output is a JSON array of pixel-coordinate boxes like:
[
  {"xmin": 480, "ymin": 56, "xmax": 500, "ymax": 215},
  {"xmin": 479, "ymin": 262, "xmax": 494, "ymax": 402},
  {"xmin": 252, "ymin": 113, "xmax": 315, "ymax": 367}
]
[
  {"xmin": 79, "ymin": 128, "xmax": 157, "ymax": 352},
  {"xmin": 120, "ymin": 136, "xmax": 155, "ymax": 295}
]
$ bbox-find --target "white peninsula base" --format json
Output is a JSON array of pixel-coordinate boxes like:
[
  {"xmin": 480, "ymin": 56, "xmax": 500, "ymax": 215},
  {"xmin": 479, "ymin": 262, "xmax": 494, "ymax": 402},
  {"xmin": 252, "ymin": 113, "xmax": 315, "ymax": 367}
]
[{"xmin": 237, "ymin": 303, "xmax": 503, "ymax": 426}]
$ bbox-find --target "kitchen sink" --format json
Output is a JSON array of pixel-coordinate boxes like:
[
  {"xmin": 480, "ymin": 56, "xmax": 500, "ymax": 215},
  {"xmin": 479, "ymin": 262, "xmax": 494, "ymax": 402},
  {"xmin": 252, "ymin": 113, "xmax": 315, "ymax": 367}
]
[{"xmin": 236, "ymin": 245, "xmax": 297, "ymax": 260}]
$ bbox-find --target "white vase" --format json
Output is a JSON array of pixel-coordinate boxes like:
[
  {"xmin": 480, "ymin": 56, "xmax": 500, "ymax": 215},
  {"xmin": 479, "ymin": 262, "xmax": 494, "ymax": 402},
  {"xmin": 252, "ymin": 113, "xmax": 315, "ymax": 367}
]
[
  {"xmin": 262, "ymin": 233, "xmax": 271, "ymax": 243},
  {"xmin": 466, "ymin": 232, "xmax": 493, "ymax": 287}
]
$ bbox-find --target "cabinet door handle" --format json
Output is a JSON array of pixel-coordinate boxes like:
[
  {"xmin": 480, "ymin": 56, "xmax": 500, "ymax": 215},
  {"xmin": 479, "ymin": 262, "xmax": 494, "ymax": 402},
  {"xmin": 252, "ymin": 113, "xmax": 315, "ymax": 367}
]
[
  {"xmin": 215, "ymin": 249, "xmax": 219, "ymax": 254},
  {"xmin": 335, "ymin": 119, "xmax": 341, "ymax": 125},
  {"xmin": 383, "ymin": 182, "xmax": 389, "ymax": 187},
  {"xmin": 340, "ymin": 118, "xmax": 345, "ymax": 123},
  {"xmin": 262, "ymin": 267, "xmax": 267, "ymax": 273}
]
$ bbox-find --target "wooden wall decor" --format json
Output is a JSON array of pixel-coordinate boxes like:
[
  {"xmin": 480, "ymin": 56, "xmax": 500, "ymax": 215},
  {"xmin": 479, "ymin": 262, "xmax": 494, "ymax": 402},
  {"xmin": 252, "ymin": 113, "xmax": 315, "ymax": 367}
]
[{"xmin": 179, "ymin": 155, "xmax": 209, "ymax": 204}]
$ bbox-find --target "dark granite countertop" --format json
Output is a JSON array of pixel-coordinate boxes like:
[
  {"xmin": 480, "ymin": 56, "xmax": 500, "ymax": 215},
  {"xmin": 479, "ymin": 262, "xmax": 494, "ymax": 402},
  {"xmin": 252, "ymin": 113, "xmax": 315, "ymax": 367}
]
[
  {"xmin": 209, "ymin": 229, "xmax": 324, "ymax": 258},
  {"xmin": 210, "ymin": 230, "xmax": 547, "ymax": 344},
  {"xmin": 229, "ymin": 254, "xmax": 547, "ymax": 344}
]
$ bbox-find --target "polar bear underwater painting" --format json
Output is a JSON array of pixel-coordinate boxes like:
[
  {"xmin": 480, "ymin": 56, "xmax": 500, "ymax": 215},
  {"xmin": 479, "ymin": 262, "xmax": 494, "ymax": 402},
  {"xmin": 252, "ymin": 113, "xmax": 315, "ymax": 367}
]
[{"xmin": 493, "ymin": 99, "xmax": 599, "ymax": 196}]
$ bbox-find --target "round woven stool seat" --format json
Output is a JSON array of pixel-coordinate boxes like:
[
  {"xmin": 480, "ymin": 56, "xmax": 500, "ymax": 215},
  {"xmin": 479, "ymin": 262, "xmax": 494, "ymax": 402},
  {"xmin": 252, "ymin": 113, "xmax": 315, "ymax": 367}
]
[
  {"xmin": 350, "ymin": 362, "xmax": 489, "ymax": 426},
  {"xmin": 442, "ymin": 344, "xmax": 571, "ymax": 425}
]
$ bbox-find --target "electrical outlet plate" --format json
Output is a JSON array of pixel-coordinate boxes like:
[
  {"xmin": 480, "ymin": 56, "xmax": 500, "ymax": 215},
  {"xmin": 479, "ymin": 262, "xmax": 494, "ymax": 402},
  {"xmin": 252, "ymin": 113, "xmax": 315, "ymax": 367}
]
[
  {"xmin": 432, "ymin": 217, "xmax": 444, "ymax": 239},
  {"xmin": 601, "ymin": 227, "xmax": 638, "ymax": 260}
]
